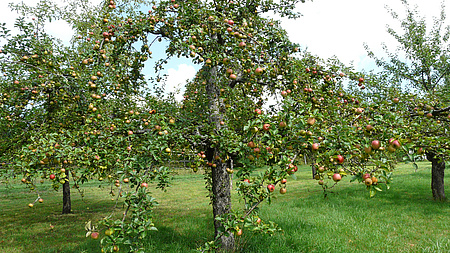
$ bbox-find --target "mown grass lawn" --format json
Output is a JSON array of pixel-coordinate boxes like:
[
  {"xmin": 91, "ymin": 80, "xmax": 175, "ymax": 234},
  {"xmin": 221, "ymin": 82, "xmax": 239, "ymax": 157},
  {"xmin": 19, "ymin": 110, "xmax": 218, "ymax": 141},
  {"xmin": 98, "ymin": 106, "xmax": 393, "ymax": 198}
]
[{"xmin": 0, "ymin": 161, "xmax": 449, "ymax": 253}]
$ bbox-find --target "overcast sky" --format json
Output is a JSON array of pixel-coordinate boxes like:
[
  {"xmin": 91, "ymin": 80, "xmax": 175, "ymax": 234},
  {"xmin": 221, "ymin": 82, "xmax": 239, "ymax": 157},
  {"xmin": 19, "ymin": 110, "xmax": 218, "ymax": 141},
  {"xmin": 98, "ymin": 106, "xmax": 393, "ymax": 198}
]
[{"xmin": 2, "ymin": 0, "xmax": 449, "ymax": 100}]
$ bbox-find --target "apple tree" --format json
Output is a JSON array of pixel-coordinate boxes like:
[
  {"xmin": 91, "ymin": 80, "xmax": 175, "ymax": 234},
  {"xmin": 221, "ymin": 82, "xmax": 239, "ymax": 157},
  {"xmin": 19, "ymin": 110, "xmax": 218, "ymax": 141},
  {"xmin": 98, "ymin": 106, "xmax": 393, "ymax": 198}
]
[{"xmin": 365, "ymin": 0, "xmax": 450, "ymax": 201}]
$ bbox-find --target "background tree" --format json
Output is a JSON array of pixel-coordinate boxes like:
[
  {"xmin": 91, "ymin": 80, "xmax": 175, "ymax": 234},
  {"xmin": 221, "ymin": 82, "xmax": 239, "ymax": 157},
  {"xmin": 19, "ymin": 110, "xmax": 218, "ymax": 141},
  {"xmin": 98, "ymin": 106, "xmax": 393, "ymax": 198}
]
[{"xmin": 365, "ymin": 0, "xmax": 450, "ymax": 201}]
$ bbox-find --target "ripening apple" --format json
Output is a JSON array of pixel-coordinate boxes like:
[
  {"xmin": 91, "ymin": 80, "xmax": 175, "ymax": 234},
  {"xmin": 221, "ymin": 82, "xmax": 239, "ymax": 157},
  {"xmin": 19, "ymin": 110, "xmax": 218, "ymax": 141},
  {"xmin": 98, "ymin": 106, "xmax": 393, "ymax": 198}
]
[
  {"xmin": 247, "ymin": 141, "xmax": 256, "ymax": 148},
  {"xmin": 364, "ymin": 146, "xmax": 372, "ymax": 154},
  {"xmin": 280, "ymin": 188, "xmax": 287, "ymax": 194},
  {"xmin": 267, "ymin": 184, "xmax": 275, "ymax": 192},
  {"xmin": 279, "ymin": 121, "xmax": 287, "ymax": 128},
  {"xmin": 393, "ymin": 97, "xmax": 399, "ymax": 104},
  {"xmin": 229, "ymin": 74, "xmax": 237, "ymax": 80},
  {"xmin": 28, "ymin": 203, "xmax": 34, "ymax": 208},
  {"xmin": 307, "ymin": 117, "xmax": 316, "ymax": 125},
  {"xmin": 141, "ymin": 182, "xmax": 148, "ymax": 188},
  {"xmin": 336, "ymin": 155, "xmax": 344, "ymax": 164},
  {"xmin": 364, "ymin": 178, "xmax": 373, "ymax": 186},
  {"xmin": 91, "ymin": 232, "xmax": 99, "ymax": 239},
  {"xmin": 312, "ymin": 143, "xmax": 319, "ymax": 151},
  {"xmin": 263, "ymin": 123, "xmax": 270, "ymax": 131},
  {"xmin": 332, "ymin": 173, "xmax": 342, "ymax": 182},
  {"xmin": 255, "ymin": 67, "xmax": 263, "ymax": 75},
  {"xmin": 49, "ymin": 174, "xmax": 56, "ymax": 180},
  {"xmin": 371, "ymin": 140, "xmax": 381, "ymax": 150},
  {"xmin": 238, "ymin": 41, "xmax": 246, "ymax": 48},
  {"xmin": 366, "ymin": 125, "xmax": 373, "ymax": 131},
  {"xmin": 392, "ymin": 140, "xmax": 401, "ymax": 149},
  {"xmin": 318, "ymin": 166, "xmax": 325, "ymax": 173},
  {"xmin": 280, "ymin": 178, "xmax": 287, "ymax": 184},
  {"xmin": 358, "ymin": 77, "xmax": 364, "ymax": 83},
  {"xmin": 38, "ymin": 198, "xmax": 44, "ymax": 203},
  {"xmin": 362, "ymin": 173, "xmax": 371, "ymax": 180}
]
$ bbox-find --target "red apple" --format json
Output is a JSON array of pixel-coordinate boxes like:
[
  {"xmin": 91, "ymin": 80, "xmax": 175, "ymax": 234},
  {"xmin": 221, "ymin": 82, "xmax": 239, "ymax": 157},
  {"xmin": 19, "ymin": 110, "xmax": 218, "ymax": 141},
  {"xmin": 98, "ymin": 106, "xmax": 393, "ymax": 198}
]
[
  {"xmin": 267, "ymin": 184, "xmax": 275, "ymax": 192},
  {"xmin": 91, "ymin": 232, "xmax": 99, "ymax": 239},
  {"xmin": 280, "ymin": 178, "xmax": 287, "ymax": 184},
  {"xmin": 247, "ymin": 141, "xmax": 256, "ymax": 148},
  {"xmin": 141, "ymin": 182, "xmax": 148, "ymax": 188},
  {"xmin": 393, "ymin": 98, "xmax": 399, "ymax": 104},
  {"xmin": 365, "ymin": 125, "xmax": 373, "ymax": 131},
  {"xmin": 371, "ymin": 140, "xmax": 381, "ymax": 150},
  {"xmin": 312, "ymin": 143, "xmax": 319, "ymax": 151},
  {"xmin": 255, "ymin": 67, "xmax": 263, "ymax": 75},
  {"xmin": 49, "ymin": 174, "xmax": 56, "ymax": 180},
  {"xmin": 279, "ymin": 121, "xmax": 287, "ymax": 128},
  {"xmin": 358, "ymin": 77, "xmax": 364, "ymax": 83},
  {"xmin": 362, "ymin": 173, "xmax": 371, "ymax": 180},
  {"xmin": 332, "ymin": 173, "xmax": 342, "ymax": 182},
  {"xmin": 263, "ymin": 123, "xmax": 270, "ymax": 131},
  {"xmin": 336, "ymin": 155, "xmax": 344, "ymax": 164}
]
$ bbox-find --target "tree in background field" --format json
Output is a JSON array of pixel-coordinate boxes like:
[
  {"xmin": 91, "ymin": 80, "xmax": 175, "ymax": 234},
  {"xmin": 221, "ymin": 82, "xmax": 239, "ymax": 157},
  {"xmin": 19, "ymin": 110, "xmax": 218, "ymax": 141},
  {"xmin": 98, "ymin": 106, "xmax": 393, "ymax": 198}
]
[{"xmin": 365, "ymin": 0, "xmax": 450, "ymax": 201}]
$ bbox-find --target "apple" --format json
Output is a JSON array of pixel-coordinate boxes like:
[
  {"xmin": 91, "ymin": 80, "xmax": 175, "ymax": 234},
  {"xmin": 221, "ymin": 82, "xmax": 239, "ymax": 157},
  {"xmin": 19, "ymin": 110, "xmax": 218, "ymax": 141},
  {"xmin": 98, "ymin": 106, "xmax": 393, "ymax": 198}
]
[
  {"xmin": 123, "ymin": 178, "xmax": 129, "ymax": 183},
  {"xmin": 49, "ymin": 174, "xmax": 56, "ymax": 180},
  {"xmin": 362, "ymin": 173, "xmax": 371, "ymax": 180},
  {"xmin": 267, "ymin": 184, "xmax": 275, "ymax": 192},
  {"xmin": 307, "ymin": 117, "xmax": 316, "ymax": 125},
  {"xmin": 247, "ymin": 141, "xmax": 256, "ymax": 148},
  {"xmin": 387, "ymin": 145, "xmax": 396, "ymax": 152},
  {"xmin": 255, "ymin": 108, "xmax": 262, "ymax": 115},
  {"xmin": 364, "ymin": 146, "xmax": 372, "ymax": 154},
  {"xmin": 141, "ymin": 182, "xmax": 148, "ymax": 188},
  {"xmin": 393, "ymin": 97, "xmax": 399, "ymax": 104},
  {"xmin": 417, "ymin": 147, "xmax": 424, "ymax": 154},
  {"xmin": 91, "ymin": 232, "xmax": 99, "ymax": 239},
  {"xmin": 358, "ymin": 77, "xmax": 364, "ymax": 83},
  {"xmin": 279, "ymin": 121, "xmax": 287, "ymax": 128},
  {"xmin": 371, "ymin": 140, "xmax": 381, "ymax": 150},
  {"xmin": 392, "ymin": 140, "xmax": 401, "ymax": 148},
  {"xmin": 364, "ymin": 178, "xmax": 373, "ymax": 186},
  {"xmin": 238, "ymin": 41, "xmax": 246, "ymax": 48},
  {"xmin": 336, "ymin": 155, "xmax": 344, "ymax": 164},
  {"xmin": 318, "ymin": 166, "xmax": 325, "ymax": 173},
  {"xmin": 426, "ymin": 113, "xmax": 433, "ymax": 118},
  {"xmin": 332, "ymin": 173, "xmax": 342, "ymax": 182},
  {"xmin": 28, "ymin": 203, "xmax": 34, "ymax": 208},
  {"xmin": 280, "ymin": 188, "xmax": 287, "ymax": 194},
  {"xmin": 127, "ymin": 130, "xmax": 133, "ymax": 135},
  {"xmin": 371, "ymin": 177, "xmax": 378, "ymax": 184},
  {"xmin": 280, "ymin": 178, "xmax": 287, "ymax": 184},
  {"xmin": 312, "ymin": 143, "xmax": 319, "ymax": 151},
  {"xmin": 256, "ymin": 218, "xmax": 261, "ymax": 224},
  {"xmin": 263, "ymin": 123, "xmax": 270, "ymax": 131},
  {"xmin": 229, "ymin": 74, "xmax": 237, "ymax": 80},
  {"xmin": 243, "ymin": 179, "xmax": 250, "ymax": 183},
  {"xmin": 38, "ymin": 198, "xmax": 44, "ymax": 203},
  {"xmin": 255, "ymin": 67, "xmax": 263, "ymax": 75},
  {"xmin": 236, "ymin": 229, "xmax": 242, "ymax": 236},
  {"xmin": 365, "ymin": 125, "xmax": 373, "ymax": 131}
]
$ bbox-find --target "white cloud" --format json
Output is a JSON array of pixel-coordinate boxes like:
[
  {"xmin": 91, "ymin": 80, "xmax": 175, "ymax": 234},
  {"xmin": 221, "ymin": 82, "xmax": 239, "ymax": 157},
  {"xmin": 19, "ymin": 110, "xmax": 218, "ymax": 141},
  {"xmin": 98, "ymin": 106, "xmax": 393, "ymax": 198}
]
[
  {"xmin": 165, "ymin": 64, "xmax": 197, "ymax": 101},
  {"xmin": 281, "ymin": 0, "xmax": 450, "ymax": 71}
]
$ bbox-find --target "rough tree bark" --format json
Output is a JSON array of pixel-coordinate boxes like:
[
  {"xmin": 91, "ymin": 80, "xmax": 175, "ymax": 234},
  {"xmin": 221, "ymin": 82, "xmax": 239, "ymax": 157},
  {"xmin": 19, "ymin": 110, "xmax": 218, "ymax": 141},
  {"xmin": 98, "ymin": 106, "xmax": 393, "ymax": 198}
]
[
  {"xmin": 62, "ymin": 169, "xmax": 72, "ymax": 214},
  {"xmin": 426, "ymin": 152, "xmax": 446, "ymax": 201},
  {"xmin": 205, "ymin": 66, "xmax": 235, "ymax": 251}
]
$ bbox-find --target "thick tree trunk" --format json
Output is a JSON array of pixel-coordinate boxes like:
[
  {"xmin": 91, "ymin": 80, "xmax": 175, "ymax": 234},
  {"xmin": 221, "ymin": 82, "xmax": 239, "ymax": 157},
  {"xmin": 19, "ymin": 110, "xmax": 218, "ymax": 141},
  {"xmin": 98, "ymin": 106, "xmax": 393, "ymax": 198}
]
[
  {"xmin": 62, "ymin": 170, "xmax": 72, "ymax": 214},
  {"xmin": 205, "ymin": 66, "xmax": 235, "ymax": 251},
  {"xmin": 426, "ymin": 152, "xmax": 446, "ymax": 201}
]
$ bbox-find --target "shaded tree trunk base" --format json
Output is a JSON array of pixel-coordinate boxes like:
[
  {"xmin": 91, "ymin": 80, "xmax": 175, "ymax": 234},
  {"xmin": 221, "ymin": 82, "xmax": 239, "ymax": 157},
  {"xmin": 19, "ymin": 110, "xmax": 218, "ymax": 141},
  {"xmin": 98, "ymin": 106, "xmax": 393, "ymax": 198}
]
[
  {"xmin": 62, "ymin": 170, "xmax": 72, "ymax": 214},
  {"xmin": 426, "ymin": 152, "xmax": 446, "ymax": 201}
]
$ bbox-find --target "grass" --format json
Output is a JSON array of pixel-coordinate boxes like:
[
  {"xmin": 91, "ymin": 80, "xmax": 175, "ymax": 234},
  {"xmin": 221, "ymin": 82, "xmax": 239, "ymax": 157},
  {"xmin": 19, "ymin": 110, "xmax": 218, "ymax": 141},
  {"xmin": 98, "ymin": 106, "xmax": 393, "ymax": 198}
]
[{"xmin": 0, "ymin": 161, "xmax": 449, "ymax": 253}]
